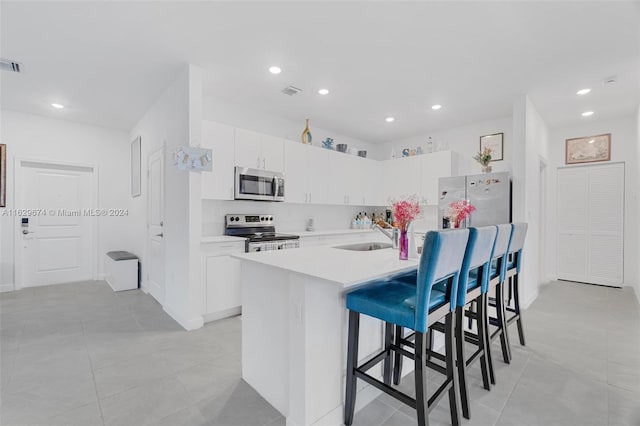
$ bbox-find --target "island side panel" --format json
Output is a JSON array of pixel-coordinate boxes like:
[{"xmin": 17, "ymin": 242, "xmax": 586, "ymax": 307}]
[
  {"xmin": 300, "ymin": 276, "xmax": 386, "ymax": 426},
  {"xmin": 241, "ymin": 262, "xmax": 290, "ymax": 416}
]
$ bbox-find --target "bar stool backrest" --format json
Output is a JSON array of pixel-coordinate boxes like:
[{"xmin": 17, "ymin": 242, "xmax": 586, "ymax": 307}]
[
  {"xmin": 493, "ymin": 224, "xmax": 514, "ymax": 283},
  {"xmin": 508, "ymin": 222, "xmax": 529, "ymax": 273},
  {"xmin": 414, "ymin": 229, "xmax": 469, "ymax": 333},
  {"xmin": 456, "ymin": 226, "xmax": 498, "ymax": 307}
]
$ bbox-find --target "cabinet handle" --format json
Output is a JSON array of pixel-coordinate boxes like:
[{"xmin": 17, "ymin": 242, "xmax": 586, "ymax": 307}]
[
  {"xmin": 262, "ymin": 158, "xmax": 266, "ymax": 169},
  {"xmin": 309, "ymin": 193, "xmax": 311, "ymax": 203},
  {"xmin": 305, "ymin": 193, "xmax": 308, "ymax": 203},
  {"xmin": 257, "ymin": 157, "xmax": 261, "ymax": 168}
]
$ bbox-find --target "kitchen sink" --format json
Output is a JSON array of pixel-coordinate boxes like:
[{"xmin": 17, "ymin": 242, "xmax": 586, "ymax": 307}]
[{"xmin": 334, "ymin": 242, "xmax": 393, "ymax": 251}]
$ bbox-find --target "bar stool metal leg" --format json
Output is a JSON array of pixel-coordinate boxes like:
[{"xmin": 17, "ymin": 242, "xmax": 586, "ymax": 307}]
[
  {"xmin": 392, "ymin": 325, "xmax": 403, "ymax": 385},
  {"xmin": 445, "ymin": 312, "xmax": 461, "ymax": 426},
  {"xmin": 383, "ymin": 322, "xmax": 393, "ymax": 385},
  {"xmin": 454, "ymin": 308, "xmax": 470, "ymax": 419},
  {"xmin": 495, "ymin": 281, "xmax": 512, "ymax": 363},
  {"xmin": 344, "ymin": 311, "xmax": 360, "ymax": 426},
  {"xmin": 414, "ymin": 332, "xmax": 430, "ymax": 426},
  {"xmin": 513, "ymin": 274, "xmax": 526, "ymax": 346},
  {"xmin": 483, "ymin": 292, "xmax": 496, "ymax": 385},
  {"xmin": 475, "ymin": 294, "xmax": 491, "ymax": 391}
]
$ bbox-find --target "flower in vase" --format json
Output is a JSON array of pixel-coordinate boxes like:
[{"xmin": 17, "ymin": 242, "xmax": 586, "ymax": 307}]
[
  {"xmin": 447, "ymin": 200, "xmax": 476, "ymax": 228},
  {"xmin": 473, "ymin": 147, "xmax": 493, "ymax": 167},
  {"xmin": 391, "ymin": 196, "xmax": 422, "ymax": 230}
]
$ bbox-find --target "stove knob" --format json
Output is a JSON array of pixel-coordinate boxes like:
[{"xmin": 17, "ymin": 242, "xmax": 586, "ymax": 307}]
[
  {"xmin": 260, "ymin": 217, "xmax": 265, "ymax": 221},
  {"xmin": 229, "ymin": 217, "xmax": 235, "ymax": 222},
  {"xmin": 235, "ymin": 216, "xmax": 240, "ymax": 222}
]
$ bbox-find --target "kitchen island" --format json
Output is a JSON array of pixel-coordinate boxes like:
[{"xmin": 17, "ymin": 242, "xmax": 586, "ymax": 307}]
[{"xmin": 232, "ymin": 245, "xmax": 419, "ymax": 426}]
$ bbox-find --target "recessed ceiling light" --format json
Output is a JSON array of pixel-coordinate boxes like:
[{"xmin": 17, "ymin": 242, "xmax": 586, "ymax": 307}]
[
  {"xmin": 318, "ymin": 89, "xmax": 329, "ymax": 95},
  {"xmin": 385, "ymin": 117, "xmax": 395, "ymax": 123},
  {"xmin": 576, "ymin": 88, "xmax": 591, "ymax": 95},
  {"xmin": 588, "ymin": 139, "xmax": 595, "ymax": 144},
  {"xmin": 51, "ymin": 103, "xmax": 64, "ymax": 109},
  {"xmin": 268, "ymin": 66, "xmax": 282, "ymax": 74},
  {"xmin": 431, "ymin": 104, "xmax": 442, "ymax": 110},
  {"xmin": 581, "ymin": 111, "xmax": 594, "ymax": 117}
]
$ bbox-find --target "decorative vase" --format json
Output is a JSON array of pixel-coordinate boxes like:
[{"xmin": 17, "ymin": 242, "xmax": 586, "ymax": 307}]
[
  {"xmin": 399, "ymin": 228, "xmax": 409, "ymax": 260},
  {"xmin": 301, "ymin": 119, "xmax": 312, "ymax": 144},
  {"xmin": 482, "ymin": 165, "xmax": 492, "ymax": 173},
  {"xmin": 454, "ymin": 217, "xmax": 464, "ymax": 229}
]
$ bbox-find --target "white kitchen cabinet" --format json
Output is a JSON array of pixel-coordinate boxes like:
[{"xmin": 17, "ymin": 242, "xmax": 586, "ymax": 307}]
[
  {"xmin": 201, "ymin": 121, "xmax": 235, "ymax": 200},
  {"xmin": 202, "ymin": 240, "xmax": 245, "ymax": 322},
  {"xmin": 235, "ymin": 128, "xmax": 284, "ymax": 172},
  {"xmin": 284, "ymin": 141, "xmax": 328, "ymax": 204},
  {"xmin": 326, "ymin": 150, "xmax": 350, "ymax": 205},
  {"xmin": 383, "ymin": 156, "xmax": 421, "ymax": 202},
  {"xmin": 362, "ymin": 159, "xmax": 383, "ymax": 206},
  {"xmin": 420, "ymin": 151, "xmax": 453, "ymax": 205}
]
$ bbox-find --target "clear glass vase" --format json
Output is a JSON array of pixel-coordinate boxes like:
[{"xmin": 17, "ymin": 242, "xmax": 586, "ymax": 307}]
[{"xmin": 399, "ymin": 229, "xmax": 409, "ymax": 260}]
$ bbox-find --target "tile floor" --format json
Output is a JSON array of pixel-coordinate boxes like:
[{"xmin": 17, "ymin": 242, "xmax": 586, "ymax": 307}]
[{"xmin": 1, "ymin": 280, "xmax": 638, "ymax": 426}]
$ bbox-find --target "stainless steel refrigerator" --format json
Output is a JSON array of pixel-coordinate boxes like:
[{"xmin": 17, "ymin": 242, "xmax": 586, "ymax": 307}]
[{"xmin": 438, "ymin": 172, "xmax": 511, "ymax": 229}]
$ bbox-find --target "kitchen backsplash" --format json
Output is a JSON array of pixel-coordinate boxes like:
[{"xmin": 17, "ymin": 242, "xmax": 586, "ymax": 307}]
[{"xmin": 202, "ymin": 200, "xmax": 438, "ymax": 236}]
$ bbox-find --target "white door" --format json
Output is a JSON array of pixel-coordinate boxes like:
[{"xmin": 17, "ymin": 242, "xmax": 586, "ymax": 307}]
[
  {"xmin": 17, "ymin": 161, "xmax": 95, "ymax": 287},
  {"xmin": 147, "ymin": 149, "xmax": 165, "ymax": 303},
  {"xmin": 557, "ymin": 163, "xmax": 624, "ymax": 287}
]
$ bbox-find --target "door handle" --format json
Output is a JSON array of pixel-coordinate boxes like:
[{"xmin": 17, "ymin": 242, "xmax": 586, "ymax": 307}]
[
  {"xmin": 155, "ymin": 233, "xmax": 163, "ymax": 238},
  {"xmin": 22, "ymin": 229, "xmax": 31, "ymax": 235}
]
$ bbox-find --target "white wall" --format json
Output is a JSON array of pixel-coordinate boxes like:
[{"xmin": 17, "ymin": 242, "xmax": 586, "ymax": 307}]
[
  {"xmin": 203, "ymin": 96, "xmax": 384, "ymax": 160},
  {"xmin": 636, "ymin": 105, "xmax": 640, "ymax": 303},
  {"xmin": 512, "ymin": 96, "xmax": 550, "ymax": 307},
  {"xmin": 545, "ymin": 114, "xmax": 639, "ymax": 294},
  {"xmin": 379, "ymin": 116, "xmax": 513, "ymax": 176},
  {"xmin": 0, "ymin": 110, "xmax": 131, "ymax": 291},
  {"xmin": 128, "ymin": 64, "xmax": 205, "ymax": 330}
]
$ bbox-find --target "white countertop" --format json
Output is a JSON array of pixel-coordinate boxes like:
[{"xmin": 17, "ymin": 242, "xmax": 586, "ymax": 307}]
[
  {"xmin": 232, "ymin": 245, "xmax": 418, "ymax": 288},
  {"xmin": 295, "ymin": 228, "xmax": 379, "ymax": 238},
  {"xmin": 201, "ymin": 235, "xmax": 245, "ymax": 244}
]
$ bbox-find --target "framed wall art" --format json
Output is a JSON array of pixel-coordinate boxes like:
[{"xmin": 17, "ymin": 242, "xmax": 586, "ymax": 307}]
[
  {"xmin": 0, "ymin": 144, "xmax": 6, "ymax": 207},
  {"xmin": 131, "ymin": 136, "xmax": 141, "ymax": 197},
  {"xmin": 480, "ymin": 132, "xmax": 504, "ymax": 161},
  {"xmin": 565, "ymin": 133, "xmax": 611, "ymax": 165}
]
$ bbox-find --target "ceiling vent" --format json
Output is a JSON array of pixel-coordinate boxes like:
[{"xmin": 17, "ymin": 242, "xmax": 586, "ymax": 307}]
[
  {"xmin": 281, "ymin": 85, "xmax": 302, "ymax": 96},
  {"xmin": 602, "ymin": 75, "xmax": 617, "ymax": 85},
  {"xmin": 0, "ymin": 58, "xmax": 22, "ymax": 73}
]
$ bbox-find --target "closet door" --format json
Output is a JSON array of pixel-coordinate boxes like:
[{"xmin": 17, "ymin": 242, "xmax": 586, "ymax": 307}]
[
  {"xmin": 557, "ymin": 163, "xmax": 624, "ymax": 287},
  {"xmin": 587, "ymin": 163, "xmax": 624, "ymax": 286}
]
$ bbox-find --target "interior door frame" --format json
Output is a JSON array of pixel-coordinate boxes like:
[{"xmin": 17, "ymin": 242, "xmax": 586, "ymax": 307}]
[
  {"xmin": 146, "ymin": 147, "xmax": 164, "ymax": 303},
  {"xmin": 14, "ymin": 157, "xmax": 99, "ymax": 290}
]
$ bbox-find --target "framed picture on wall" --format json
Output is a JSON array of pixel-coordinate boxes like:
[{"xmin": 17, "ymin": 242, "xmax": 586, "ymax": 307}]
[
  {"xmin": 131, "ymin": 136, "xmax": 141, "ymax": 198},
  {"xmin": 565, "ymin": 133, "xmax": 611, "ymax": 165},
  {"xmin": 0, "ymin": 144, "xmax": 6, "ymax": 207},
  {"xmin": 480, "ymin": 133, "xmax": 504, "ymax": 161}
]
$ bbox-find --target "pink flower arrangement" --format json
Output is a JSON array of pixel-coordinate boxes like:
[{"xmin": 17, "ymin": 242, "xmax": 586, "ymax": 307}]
[
  {"xmin": 448, "ymin": 200, "xmax": 476, "ymax": 228},
  {"xmin": 391, "ymin": 196, "xmax": 422, "ymax": 230}
]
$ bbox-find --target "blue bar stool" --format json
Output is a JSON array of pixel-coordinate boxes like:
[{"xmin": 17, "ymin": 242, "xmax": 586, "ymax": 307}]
[
  {"xmin": 433, "ymin": 226, "xmax": 497, "ymax": 419},
  {"xmin": 484, "ymin": 223, "xmax": 514, "ymax": 385},
  {"xmin": 504, "ymin": 223, "xmax": 528, "ymax": 346},
  {"xmin": 344, "ymin": 229, "xmax": 470, "ymax": 426}
]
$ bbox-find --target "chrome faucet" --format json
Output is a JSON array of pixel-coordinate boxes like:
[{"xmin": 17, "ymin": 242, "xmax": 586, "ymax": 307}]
[{"xmin": 373, "ymin": 224, "xmax": 399, "ymax": 249}]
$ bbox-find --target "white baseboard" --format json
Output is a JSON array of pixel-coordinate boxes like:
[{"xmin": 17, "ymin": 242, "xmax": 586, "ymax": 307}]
[
  {"xmin": 163, "ymin": 304, "xmax": 204, "ymax": 331},
  {"xmin": 202, "ymin": 306, "xmax": 242, "ymax": 323},
  {"xmin": 0, "ymin": 283, "xmax": 15, "ymax": 293}
]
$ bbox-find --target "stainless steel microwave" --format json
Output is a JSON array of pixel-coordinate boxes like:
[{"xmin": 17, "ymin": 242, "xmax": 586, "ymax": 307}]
[{"xmin": 234, "ymin": 167, "xmax": 285, "ymax": 202}]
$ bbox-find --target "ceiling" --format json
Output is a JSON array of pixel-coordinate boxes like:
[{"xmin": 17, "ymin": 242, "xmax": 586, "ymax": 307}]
[{"xmin": 1, "ymin": 1, "xmax": 639, "ymax": 143}]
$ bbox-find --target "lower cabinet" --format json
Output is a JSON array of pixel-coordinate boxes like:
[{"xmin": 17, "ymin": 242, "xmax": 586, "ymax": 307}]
[{"xmin": 203, "ymin": 242, "xmax": 244, "ymax": 322}]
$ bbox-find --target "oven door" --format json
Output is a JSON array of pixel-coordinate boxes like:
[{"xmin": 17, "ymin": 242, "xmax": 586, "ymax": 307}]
[{"xmin": 234, "ymin": 167, "xmax": 284, "ymax": 202}]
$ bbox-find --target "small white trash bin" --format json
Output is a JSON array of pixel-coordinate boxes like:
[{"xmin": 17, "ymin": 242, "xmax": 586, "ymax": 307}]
[{"xmin": 105, "ymin": 251, "xmax": 139, "ymax": 291}]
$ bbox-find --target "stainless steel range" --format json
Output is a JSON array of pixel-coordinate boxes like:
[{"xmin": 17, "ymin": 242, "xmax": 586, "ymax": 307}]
[{"xmin": 225, "ymin": 214, "xmax": 300, "ymax": 252}]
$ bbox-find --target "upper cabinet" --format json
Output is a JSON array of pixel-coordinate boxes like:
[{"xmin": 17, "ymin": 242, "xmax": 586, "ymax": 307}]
[
  {"xmin": 284, "ymin": 141, "xmax": 328, "ymax": 204},
  {"xmin": 201, "ymin": 121, "xmax": 235, "ymax": 200},
  {"xmin": 235, "ymin": 128, "xmax": 284, "ymax": 172}
]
